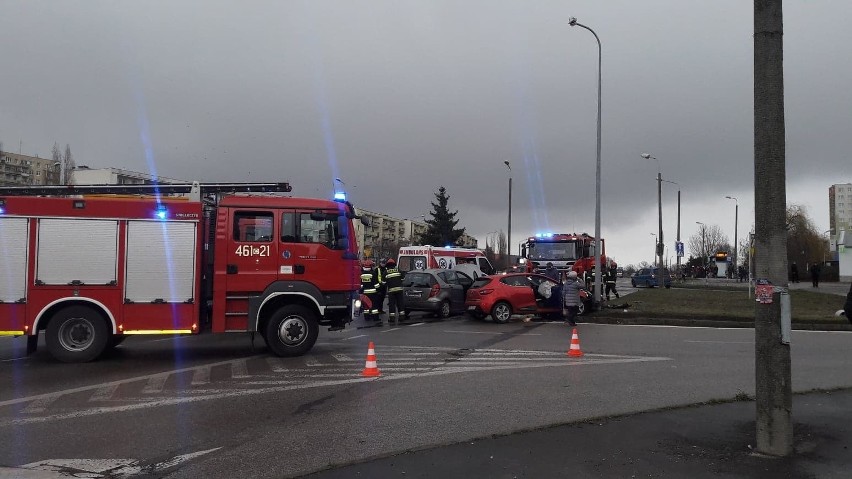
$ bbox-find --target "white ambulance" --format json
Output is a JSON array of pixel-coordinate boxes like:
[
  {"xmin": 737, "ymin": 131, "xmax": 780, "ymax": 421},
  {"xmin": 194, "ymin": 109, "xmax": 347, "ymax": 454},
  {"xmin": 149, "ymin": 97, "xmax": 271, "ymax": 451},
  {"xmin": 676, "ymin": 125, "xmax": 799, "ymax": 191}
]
[{"xmin": 397, "ymin": 246, "xmax": 494, "ymax": 279}]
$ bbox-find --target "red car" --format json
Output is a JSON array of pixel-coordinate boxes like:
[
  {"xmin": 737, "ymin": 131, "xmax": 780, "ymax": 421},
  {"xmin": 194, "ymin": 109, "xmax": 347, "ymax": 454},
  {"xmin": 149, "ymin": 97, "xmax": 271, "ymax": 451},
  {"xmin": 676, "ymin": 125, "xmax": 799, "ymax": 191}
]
[{"xmin": 465, "ymin": 273, "xmax": 592, "ymax": 323}]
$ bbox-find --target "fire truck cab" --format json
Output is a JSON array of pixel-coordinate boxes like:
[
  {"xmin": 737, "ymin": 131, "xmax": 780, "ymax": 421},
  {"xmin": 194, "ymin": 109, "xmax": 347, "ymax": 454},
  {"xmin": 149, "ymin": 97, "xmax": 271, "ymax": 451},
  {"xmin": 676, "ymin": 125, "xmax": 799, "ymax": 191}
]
[
  {"xmin": 0, "ymin": 182, "xmax": 364, "ymax": 362},
  {"xmin": 519, "ymin": 233, "xmax": 607, "ymax": 278}
]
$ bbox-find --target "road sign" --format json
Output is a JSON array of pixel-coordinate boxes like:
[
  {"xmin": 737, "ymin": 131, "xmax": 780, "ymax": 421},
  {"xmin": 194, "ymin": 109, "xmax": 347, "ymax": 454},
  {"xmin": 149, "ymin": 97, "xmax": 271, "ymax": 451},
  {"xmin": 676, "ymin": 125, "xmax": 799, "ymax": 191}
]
[{"xmin": 675, "ymin": 241, "xmax": 684, "ymax": 257}]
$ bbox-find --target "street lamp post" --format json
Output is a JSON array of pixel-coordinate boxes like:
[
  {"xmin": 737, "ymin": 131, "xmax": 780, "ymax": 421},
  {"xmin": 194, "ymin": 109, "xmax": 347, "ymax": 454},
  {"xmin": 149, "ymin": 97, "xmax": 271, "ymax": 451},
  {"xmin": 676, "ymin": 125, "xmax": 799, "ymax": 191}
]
[
  {"xmin": 569, "ymin": 16, "xmax": 603, "ymax": 306},
  {"xmin": 504, "ymin": 160, "xmax": 512, "ymax": 270},
  {"xmin": 662, "ymin": 179, "xmax": 681, "ymax": 275},
  {"xmin": 641, "ymin": 154, "xmax": 664, "ymax": 275},
  {"xmin": 725, "ymin": 196, "xmax": 739, "ymax": 275}
]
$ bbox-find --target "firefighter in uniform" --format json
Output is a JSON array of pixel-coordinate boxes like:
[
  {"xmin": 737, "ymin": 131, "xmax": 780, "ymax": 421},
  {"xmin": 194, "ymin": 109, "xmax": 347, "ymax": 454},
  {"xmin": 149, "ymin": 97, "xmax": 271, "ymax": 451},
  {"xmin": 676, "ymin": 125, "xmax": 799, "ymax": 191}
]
[
  {"xmin": 360, "ymin": 259, "xmax": 382, "ymax": 325},
  {"xmin": 376, "ymin": 258, "xmax": 388, "ymax": 317},
  {"xmin": 605, "ymin": 261, "xmax": 620, "ymax": 301},
  {"xmin": 383, "ymin": 258, "xmax": 405, "ymax": 325}
]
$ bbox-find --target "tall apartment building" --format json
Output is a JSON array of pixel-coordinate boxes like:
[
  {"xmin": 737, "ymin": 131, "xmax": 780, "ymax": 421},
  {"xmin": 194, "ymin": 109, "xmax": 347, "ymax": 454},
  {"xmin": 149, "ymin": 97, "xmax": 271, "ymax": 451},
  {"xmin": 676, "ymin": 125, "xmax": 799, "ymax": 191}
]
[
  {"xmin": 0, "ymin": 151, "xmax": 62, "ymax": 186},
  {"xmin": 829, "ymin": 183, "xmax": 852, "ymax": 236}
]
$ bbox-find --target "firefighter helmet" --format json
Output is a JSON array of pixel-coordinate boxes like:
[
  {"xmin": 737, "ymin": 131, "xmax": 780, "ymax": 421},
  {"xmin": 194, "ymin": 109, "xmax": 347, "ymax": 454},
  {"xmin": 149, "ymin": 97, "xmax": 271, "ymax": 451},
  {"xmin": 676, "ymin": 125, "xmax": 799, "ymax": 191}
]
[
  {"xmin": 362, "ymin": 259, "xmax": 375, "ymax": 269},
  {"xmin": 385, "ymin": 258, "xmax": 396, "ymax": 266}
]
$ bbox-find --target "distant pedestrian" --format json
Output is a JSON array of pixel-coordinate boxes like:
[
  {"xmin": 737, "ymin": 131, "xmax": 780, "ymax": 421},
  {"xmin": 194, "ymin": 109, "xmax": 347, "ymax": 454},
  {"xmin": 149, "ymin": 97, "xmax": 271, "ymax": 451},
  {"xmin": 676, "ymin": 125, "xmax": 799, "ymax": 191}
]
[
  {"xmin": 791, "ymin": 262, "xmax": 799, "ymax": 283},
  {"xmin": 810, "ymin": 263, "xmax": 821, "ymax": 288},
  {"xmin": 543, "ymin": 262, "xmax": 560, "ymax": 282},
  {"xmin": 562, "ymin": 271, "xmax": 582, "ymax": 327}
]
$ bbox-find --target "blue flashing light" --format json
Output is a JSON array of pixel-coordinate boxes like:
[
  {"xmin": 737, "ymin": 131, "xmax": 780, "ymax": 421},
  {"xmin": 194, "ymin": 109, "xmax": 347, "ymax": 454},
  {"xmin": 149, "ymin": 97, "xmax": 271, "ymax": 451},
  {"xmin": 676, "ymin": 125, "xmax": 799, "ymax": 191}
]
[
  {"xmin": 333, "ymin": 192, "xmax": 347, "ymax": 202},
  {"xmin": 0, "ymin": 207, "xmax": 5, "ymax": 215},
  {"xmin": 155, "ymin": 207, "xmax": 168, "ymax": 220}
]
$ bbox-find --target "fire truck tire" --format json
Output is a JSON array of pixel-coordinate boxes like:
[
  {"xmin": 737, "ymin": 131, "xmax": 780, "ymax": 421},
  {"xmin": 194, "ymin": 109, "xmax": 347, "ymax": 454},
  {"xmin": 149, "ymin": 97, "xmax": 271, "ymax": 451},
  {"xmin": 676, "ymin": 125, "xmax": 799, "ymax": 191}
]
[
  {"xmin": 45, "ymin": 305, "xmax": 110, "ymax": 363},
  {"xmin": 264, "ymin": 305, "xmax": 319, "ymax": 357},
  {"xmin": 491, "ymin": 302, "xmax": 512, "ymax": 324}
]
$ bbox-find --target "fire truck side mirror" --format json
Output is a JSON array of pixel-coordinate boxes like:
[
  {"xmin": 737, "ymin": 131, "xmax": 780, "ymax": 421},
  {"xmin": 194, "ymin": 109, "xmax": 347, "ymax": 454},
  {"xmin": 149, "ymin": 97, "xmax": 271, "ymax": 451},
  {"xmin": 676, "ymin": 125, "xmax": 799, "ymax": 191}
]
[{"xmin": 360, "ymin": 216, "xmax": 371, "ymax": 227}]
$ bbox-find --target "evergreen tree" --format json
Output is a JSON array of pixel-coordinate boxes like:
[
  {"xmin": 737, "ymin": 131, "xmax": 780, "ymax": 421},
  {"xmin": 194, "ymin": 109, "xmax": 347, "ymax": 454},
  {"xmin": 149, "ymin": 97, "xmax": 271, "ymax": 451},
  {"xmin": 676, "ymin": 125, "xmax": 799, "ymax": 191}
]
[{"xmin": 420, "ymin": 186, "xmax": 466, "ymax": 246}]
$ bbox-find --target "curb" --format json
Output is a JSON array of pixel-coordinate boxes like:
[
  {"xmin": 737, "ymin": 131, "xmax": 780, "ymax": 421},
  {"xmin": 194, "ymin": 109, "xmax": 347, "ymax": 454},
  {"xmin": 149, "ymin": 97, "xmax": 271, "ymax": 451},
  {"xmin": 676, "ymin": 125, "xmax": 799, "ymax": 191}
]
[{"xmin": 586, "ymin": 314, "xmax": 852, "ymax": 331}]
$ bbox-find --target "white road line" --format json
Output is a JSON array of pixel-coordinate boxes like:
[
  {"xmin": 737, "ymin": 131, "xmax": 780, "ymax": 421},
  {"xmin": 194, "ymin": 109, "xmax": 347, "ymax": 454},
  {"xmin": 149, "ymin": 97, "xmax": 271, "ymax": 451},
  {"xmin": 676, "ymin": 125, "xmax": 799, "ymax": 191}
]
[
  {"xmin": 380, "ymin": 328, "xmax": 402, "ymax": 333},
  {"xmin": 231, "ymin": 360, "xmax": 249, "ymax": 378},
  {"xmin": 142, "ymin": 375, "xmax": 168, "ymax": 394},
  {"xmin": 304, "ymin": 357, "xmax": 322, "ymax": 367},
  {"xmin": 191, "ymin": 366, "xmax": 212, "ymax": 385},
  {"xmin": 684, "ymin": 340, "xmax": 753, "ymax": 344},
  {"xmin": 331, "ymin": 353, "xmax": 354, "ymax": 362},
  {"xmin": 443, "ymin": 330, "xmax": 542, "ymax": 336},
  {"xmin": 342, "ymin": 334, "xmax": 367, "ymax": 341},
  {"xmin": 266, "ymin": 357, "xmax": 289, "ymax": 373},
  {"xmin": 443, "ymin": 330, "xmax": 503, "ymax": 335},
  {"xmin": 0, "ymin": 356, "xmax": 28, "ymax": 362},
  {"xmin": 89, "ymin": 384, "xmax": 120, "ymax": 402},
  {"xmin": 149, "ymin": 336, "xmax": 189, "ymax": 343},
  {"xmin": 0, "ymin": 356, "xmax": 264, "ymax": 408},
  {"xmin": 409, "ymin": 322, "xmax": 425, "ymax": 327},
  {"xmin": 0, "ymin": 355, "xmax": 672, "ymax": 427},
  {"xmin": 22, "ymin": 395, "xmax": 60, "ymax": 414}
]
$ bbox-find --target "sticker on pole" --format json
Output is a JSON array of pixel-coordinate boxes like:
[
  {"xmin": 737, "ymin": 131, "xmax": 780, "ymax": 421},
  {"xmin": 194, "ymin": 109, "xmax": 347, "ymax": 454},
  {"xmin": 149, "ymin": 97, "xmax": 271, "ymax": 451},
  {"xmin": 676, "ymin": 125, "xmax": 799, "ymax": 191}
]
[{"xmin": 755, "ymin": 279, "xmax": 773, "ymax": 304}]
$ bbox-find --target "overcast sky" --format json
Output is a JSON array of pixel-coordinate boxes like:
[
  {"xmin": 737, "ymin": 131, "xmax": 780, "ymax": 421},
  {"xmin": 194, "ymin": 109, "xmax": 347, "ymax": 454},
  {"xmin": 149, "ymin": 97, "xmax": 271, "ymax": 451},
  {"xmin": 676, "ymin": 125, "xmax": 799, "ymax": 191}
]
[{"xmin": 2, "ymin": 1, "xmax": 851, "ymax": 266}]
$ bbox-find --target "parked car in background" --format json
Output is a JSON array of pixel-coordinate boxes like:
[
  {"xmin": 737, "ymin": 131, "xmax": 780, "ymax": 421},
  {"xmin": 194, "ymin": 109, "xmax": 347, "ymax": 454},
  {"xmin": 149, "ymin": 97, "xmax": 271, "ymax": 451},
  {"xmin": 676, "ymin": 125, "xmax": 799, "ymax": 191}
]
[
  {"xmin": 464, "ymin": 273, "xmax": 592, "ymax": 323},
  {"xmin": 402, "ymin": 269, "xmax": 474, "ymax": 319},
  {"xmin": 631, "ymin": 267, "xmax": 672, "ymax": 288}
]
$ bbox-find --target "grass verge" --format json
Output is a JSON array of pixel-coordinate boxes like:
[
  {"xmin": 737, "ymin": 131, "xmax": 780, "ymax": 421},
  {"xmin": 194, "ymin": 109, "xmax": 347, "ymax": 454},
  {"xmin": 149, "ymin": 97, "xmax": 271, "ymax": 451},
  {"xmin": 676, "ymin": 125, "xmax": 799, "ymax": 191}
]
[{"xmin": 601, "ymin": 287, "xmax": 845, "ymax": 323}]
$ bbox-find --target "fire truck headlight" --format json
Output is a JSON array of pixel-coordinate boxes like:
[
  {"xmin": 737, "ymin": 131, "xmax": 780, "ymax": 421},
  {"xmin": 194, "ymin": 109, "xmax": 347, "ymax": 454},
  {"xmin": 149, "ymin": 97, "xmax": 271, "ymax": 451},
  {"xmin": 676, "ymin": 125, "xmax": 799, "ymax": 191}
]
[
  {"xmin": 354, "ymin": 299, "xmax": 362, "ymax": 309},
  {"xmin": 519, "ymin": 258, "xmax": 526, "ymax": 264}
]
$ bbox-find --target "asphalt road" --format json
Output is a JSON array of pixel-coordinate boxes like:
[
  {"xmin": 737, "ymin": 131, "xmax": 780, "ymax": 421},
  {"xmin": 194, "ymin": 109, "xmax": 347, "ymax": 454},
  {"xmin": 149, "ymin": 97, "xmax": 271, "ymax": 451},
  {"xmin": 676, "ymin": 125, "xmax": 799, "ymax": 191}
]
[{"xmin": 1, "ymin": 298, "xmax": 851, "ymax": 478}]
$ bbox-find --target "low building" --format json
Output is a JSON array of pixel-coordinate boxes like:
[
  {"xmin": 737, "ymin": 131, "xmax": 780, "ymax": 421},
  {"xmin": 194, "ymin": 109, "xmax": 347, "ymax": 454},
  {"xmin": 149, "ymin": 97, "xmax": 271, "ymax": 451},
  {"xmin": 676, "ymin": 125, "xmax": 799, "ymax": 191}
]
[{"xmin": 71, "ymin": 166, "xmax": 185, "ymax": 185}]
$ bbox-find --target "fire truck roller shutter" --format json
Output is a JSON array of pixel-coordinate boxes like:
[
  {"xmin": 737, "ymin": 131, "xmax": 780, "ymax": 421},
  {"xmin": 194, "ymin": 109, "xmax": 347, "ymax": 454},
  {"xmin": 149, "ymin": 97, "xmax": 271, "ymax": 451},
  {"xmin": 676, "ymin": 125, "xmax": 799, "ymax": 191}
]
[
  {"xmin": 125, "ymin": 221, "xmax": 197, "ymax": 303},
  {"xmin": 0, "ymin": 217, "xmax": 28, "ymax": 303},
  {"xmin": 37, "ymin": 219, "xmax": 118, "ymax": 286}
]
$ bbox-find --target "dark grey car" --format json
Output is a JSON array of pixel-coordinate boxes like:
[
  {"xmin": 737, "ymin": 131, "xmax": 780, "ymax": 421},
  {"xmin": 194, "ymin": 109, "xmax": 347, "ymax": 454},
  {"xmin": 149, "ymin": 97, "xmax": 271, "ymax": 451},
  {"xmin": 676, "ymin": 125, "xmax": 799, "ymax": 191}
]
[{"xmin": 402, "ymin": 269, "xmax": 474, "ymax": 318}]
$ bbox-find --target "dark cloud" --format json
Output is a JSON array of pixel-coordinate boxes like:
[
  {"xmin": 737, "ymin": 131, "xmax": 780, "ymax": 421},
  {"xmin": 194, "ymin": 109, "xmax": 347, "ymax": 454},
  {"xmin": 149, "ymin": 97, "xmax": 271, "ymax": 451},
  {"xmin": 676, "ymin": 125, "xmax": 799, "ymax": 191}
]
[{"xmin": 1, "ymin": 1, "xmax": 850, "ymax": 265}]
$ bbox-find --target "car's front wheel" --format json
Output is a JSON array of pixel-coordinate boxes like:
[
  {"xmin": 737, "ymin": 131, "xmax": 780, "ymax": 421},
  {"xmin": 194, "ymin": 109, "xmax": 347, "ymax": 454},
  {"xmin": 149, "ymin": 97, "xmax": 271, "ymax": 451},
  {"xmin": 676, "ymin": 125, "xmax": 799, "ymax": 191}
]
[
  {"xmin": 491, "ymin": 302, "xmax": 512, "ymax": 324},
  {"xmin": 631, "ymin": 279, "xmax": 637, "ymax": 287}
]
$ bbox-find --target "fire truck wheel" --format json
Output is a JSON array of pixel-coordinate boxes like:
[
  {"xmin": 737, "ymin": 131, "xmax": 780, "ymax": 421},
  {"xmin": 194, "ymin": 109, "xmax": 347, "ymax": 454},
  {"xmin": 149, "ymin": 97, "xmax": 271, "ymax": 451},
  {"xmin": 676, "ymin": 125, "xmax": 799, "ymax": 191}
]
[
  {"xmin": 264, "ymin": 305, "xmax": 319, "ymax": 357},
  {"xmin": 45, "ymin": 305, "xmax": 110, "ymax": 363},
  {"xmin": 491, "ymin": 302, "xmax": 512, "ymax": 324}
]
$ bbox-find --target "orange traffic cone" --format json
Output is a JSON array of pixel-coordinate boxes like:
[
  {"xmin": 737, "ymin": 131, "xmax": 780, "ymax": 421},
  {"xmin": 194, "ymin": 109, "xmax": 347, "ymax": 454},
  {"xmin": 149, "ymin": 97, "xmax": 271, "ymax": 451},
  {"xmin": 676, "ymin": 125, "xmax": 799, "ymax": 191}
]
[
  {"xmin": 362, "ymin": 341, "xmax": 381, "ymax": 377},
  {"xmin": 566, "ymin": 328, "xmax": 584, "ymax": 357}
]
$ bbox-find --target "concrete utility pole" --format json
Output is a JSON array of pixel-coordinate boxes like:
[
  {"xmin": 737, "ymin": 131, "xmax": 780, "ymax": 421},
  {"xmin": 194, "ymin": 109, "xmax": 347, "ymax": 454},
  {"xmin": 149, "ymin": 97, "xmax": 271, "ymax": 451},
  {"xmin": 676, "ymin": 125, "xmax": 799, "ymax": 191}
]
[
  {"xmin": 754, "ymin": 0, "xmax": 792, "ymax": 456},
  {"xmin": 504, "ymin": 160, "xmax": 512, "ymax": 270}
]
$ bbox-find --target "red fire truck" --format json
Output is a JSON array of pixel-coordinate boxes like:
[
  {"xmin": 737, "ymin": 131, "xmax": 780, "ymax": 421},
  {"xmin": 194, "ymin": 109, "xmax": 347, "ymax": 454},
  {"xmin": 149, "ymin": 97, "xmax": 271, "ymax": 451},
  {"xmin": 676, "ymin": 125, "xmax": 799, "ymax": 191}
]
[
  {"xmin": 519, "ymin": 233, "xmax": 608, "ymax": 277},
  {"xmin": 0, "ymin": 182, "xmax": 364, "ymax": 362}
]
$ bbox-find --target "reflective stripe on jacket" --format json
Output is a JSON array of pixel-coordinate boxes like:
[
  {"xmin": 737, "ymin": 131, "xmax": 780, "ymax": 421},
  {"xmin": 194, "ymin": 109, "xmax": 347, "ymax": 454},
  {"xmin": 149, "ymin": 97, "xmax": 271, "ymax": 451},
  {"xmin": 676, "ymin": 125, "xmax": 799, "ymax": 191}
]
[
  {"xmin": 361, "ymin": 271, "xmax": 377, "ymax": 294},
  {"xmin": 385, "ymin": 267, "xmax": 403, "ymax": 292}
]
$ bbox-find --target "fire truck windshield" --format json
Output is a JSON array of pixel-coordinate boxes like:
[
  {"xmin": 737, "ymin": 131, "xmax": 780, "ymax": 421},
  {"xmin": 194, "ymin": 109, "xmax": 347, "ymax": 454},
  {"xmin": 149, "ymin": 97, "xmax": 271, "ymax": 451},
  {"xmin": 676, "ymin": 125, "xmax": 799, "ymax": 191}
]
[{"xmin": 528, "ymin": 242, "xmax": 578, "ymax": 261}]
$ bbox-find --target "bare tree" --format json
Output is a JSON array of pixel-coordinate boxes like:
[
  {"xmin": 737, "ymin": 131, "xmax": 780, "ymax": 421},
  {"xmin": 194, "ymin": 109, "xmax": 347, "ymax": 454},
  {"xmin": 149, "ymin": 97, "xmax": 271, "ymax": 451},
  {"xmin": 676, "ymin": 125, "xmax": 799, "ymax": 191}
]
[
  {"xmin": 687, "ymin": 224, "xmax": 730, "ymax": 261},
  {"xmin": 786, "ymin": 204, "xmax": 826, "ymax": 267},
  {"xmin": 496, "ymin": 230, "xmax": 507, "ymax": 268},
  {"xmin": 62, "ymin": 144, "xmax": 75, "ymax": 184}
]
